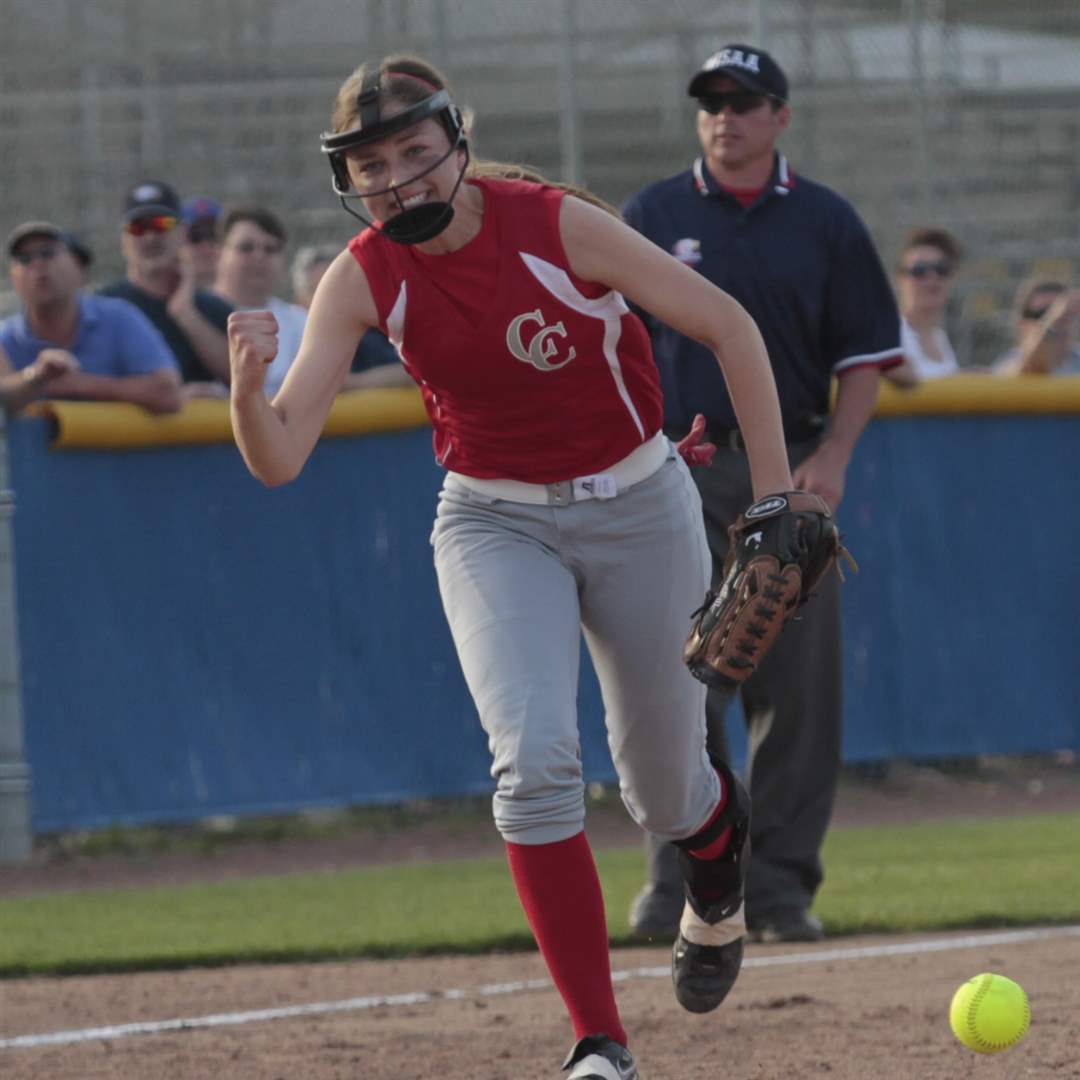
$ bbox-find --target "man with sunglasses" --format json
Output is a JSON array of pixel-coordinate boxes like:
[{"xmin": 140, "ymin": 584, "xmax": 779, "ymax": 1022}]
[
  {"xmin": 623, "ymin": 43, "xmax": 902, "ymax": 945},
  {"xmin": 0, "ymin": 220, "xmax": 181, "ymax": 413},
  {"xmin": 100, "ymin": 180, "xmax": 233, "ymax": 393}
]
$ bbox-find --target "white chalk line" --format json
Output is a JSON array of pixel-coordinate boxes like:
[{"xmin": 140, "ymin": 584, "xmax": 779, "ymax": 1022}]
[{"xmin": 3, "ymin": 924, "xmax": 1079, "ymax": 1051}]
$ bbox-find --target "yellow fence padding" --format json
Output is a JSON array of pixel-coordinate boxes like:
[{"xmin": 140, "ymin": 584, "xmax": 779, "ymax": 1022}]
[
  {"xmin": 29, "ymin": 375, "xmax": 1080, "ymax": 451},
  {"xmin": 35, "ymin": 387, "xmax": 431, "ymax": 450},
  {"xmin": 873, "ymin": 374, "xmax": 1080, "ymax": 416}
]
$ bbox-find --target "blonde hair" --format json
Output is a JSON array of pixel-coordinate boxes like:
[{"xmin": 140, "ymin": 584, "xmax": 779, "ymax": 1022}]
[
  {"xmin": 330, "ymin": 54, "xmax": 619, "ymax": 217},
  {"xmin": 1011, "ymin": 276, "xmax": 1068, "ymax": 321}
]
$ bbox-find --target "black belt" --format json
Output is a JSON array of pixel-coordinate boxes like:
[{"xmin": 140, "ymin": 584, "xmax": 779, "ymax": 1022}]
[{"xmin": 668, "ymin": 417, "xmax": 826, "ymax": 452}]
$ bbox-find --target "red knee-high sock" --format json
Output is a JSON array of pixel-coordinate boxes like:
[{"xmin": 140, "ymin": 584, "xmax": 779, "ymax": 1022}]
[
  {"xmin": 689, "ymin": 770, "xmax": 732, "ymax": 860},
  {"xmin": 505, "ymin": 832, "xmax": 628, "ymax": 1047}
]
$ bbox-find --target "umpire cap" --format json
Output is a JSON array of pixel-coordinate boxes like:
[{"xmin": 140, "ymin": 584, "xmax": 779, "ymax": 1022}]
[{"xmin": 687, "ymin": 44, "xmax": 789, "ymax": 102}]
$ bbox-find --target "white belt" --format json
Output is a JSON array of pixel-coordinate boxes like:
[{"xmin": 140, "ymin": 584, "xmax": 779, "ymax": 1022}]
[{"xmin": 448, "ymin": 431, "xmax": 670, "ymax": 507}]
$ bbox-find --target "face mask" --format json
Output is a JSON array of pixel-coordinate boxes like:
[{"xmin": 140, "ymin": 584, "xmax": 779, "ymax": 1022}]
[{"xmin": 320, "ymin": 75, "xmax": 468, "ymax": 246}]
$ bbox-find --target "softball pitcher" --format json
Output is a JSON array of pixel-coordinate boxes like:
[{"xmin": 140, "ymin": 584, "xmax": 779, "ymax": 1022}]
[{"xmin": 229, "ymin": 53, "xmax": 793, "ymax": 1080}]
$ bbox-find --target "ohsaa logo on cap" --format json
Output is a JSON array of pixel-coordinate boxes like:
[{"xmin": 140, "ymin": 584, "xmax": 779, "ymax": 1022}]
[
  {"xmin": 688, "ymin": 43, "xmax": 789, "ymax": 102},
  {"xmin": 133, "ymin": 183, "xmax": 166, "ymax": 203},
  {"xmin": 705, "ymin": 48, "xmax": 761, "ymax": 75}
]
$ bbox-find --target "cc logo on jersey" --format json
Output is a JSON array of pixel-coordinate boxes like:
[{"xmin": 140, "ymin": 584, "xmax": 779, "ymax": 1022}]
[{"xmin": 505, "ymin": 308, "xmax": 577, "ymax": 372}]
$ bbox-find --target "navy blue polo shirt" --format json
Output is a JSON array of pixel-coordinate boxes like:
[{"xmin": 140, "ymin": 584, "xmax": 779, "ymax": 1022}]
[
  {"xmin": 623, "ymin": 153, "xmax": 901, "ymax": 433},
  {"xmin": 99, "ymin": 279, "xmax": 232, "ymax": 384}
]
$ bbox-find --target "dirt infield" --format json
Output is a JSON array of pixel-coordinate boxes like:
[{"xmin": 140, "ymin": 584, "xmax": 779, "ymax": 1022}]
[
  {"xmin": 3, "ymin": 929, "xmax": 1079, "ymax": 1078},
  {"xmin": 3, "ymin": 759, "xmax": 1080, "ymax": 1078}
]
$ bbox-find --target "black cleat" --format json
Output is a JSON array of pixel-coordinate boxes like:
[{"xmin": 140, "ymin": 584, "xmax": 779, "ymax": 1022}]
[
  {"xmin": 562, "ymin": 1033, "xmax": 640, "ymax": 1080},
  {"xmin": 672, "ymin": 933, "xmax": 744, "ymax": 1014}
]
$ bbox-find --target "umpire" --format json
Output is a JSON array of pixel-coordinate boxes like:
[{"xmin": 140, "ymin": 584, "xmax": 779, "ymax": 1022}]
[{"xmin": 624, "ymin": 44, "xmax": 901, "ymax": 943}]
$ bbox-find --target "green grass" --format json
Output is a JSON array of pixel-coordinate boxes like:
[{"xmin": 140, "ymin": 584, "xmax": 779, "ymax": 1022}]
[
  {"xmin": 815, "ymin": 811, "xmax": 1080, "ymax": 933},
  {"xmin": 32, "ymin": 797, "xmax": 495, "ymax": 860},
  {"xmin": 3, "ymin": 811, "xmax": 1079, "ymax": 978}
]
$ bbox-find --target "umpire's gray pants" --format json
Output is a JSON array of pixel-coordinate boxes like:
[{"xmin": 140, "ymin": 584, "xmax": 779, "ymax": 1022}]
[
  {"xmin": 431, "ymin": 449, "xmax": 717, "ymax": 846},
  {"xmin": 649, "ymin": 436, "xmax": 843, "ymax": 919}
]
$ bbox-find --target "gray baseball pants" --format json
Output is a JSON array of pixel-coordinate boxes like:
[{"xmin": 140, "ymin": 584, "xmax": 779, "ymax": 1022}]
[{"xmin": 431, "ymin": 447, "xmax": 718, "ymax": 846}]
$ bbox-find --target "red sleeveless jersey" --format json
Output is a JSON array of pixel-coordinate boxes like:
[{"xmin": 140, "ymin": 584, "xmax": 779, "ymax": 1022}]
[{"xmin": 348, "ymin": 177, "xmax": 663, "ymax": 483}]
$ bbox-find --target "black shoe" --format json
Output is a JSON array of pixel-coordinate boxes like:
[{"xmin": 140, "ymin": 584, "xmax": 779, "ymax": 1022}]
[
  {"xmin": 562, "ymin": 1034, "xmax": 639, "ymax": 1080},
  {"xmin": 747, "ymin": 909, "xmax": 825, "ymax": 944},
  {"xmin": 671, "ymin": 932, "xmax": 744, "ymax": 1013},
  {"xmin": 628, "ymin": 883, "xmax": 682, "ymax": 940}
]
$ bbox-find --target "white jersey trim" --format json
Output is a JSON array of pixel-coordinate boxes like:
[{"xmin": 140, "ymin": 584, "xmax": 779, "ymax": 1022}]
[
  {"xmin": 386, "ymin": 281, "xmax": 407, "ymax": 349},
  {"xmin": 833, "ymin": 346, "xmax": 903, "ymax": 373},
  {"xmin": 384, "ymin": 280, "xmax": 454, "ymax": 466},
  {"xmin": 519, "ymin": 252, "xmax": 645, "ymax": 439}
]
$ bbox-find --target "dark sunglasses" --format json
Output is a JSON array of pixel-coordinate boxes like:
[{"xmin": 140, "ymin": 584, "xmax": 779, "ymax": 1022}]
[
  {"xmin": 228, "ymin": 239, "xmax": 284, "ymax": 256},
  {"xmin": 698, "ymin": 90, "xmax": 772, "ymax": 116},
  {"xmin": 1020, "ymin": 305, "xmax": 1052, "ymax": 321},
  {"xmin": 125, "ymin": 215, "xmax": 178, "ymax": 237},
  {"xmin": 187, "ymin": 224, "xmax": 219, "ymax": 244},
  {"xmin": 12, "ymin": 245, "xmax": 61, "ymax": 266},
  {"xmin": 902, "ymin": 260, "xmax": 952, "ymax": 280}
]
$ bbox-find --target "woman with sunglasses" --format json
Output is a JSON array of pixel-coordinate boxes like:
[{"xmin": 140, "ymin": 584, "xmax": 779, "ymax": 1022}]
[
  {"xmin": 993, "ymin": 277, "xmax": 1080, "ymax": 376},
  {"xmin": 229, "ymin": 54, "xmax": 795, "ymax": 1080},
  {"xmin": 887, "ymin": 226, "xmax": 963, "ymax": 386}
]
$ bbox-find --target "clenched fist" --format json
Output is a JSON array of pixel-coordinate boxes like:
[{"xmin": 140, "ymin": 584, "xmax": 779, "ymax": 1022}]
[
  {"xmin": 27, "ymin": 348, "xmax": 81, "ymax": 383},
  {"xmin": 228, "ymin": 310, "xmax": 279, "ymax": 398}
]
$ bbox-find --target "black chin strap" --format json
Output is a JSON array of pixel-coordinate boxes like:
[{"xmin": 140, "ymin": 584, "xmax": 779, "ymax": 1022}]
[
  {"xmin": 382, "ymin": 202, "xmax": 456, "ymax": 245},
  {"xmin": 337, "ymin": 143, "xmax": 471, "ymax": 246}
]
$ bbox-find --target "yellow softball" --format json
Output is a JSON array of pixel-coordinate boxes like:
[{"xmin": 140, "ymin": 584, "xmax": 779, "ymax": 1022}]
[{"xmin": 949, "ymin": 973, "xmax": 1030, "ymax": 1053}]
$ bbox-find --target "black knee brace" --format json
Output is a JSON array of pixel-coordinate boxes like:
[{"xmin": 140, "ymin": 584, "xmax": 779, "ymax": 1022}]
[{"xmin": 672, "ymin": 756, "xmax": 751, "ymax": 924}]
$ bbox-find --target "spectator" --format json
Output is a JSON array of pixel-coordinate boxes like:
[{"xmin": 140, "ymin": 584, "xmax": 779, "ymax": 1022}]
[
  {"xmin": 1, "ymin": 221, "xmax": 181, "ymax": 413},
  {"xmin": 290, "ymin": 243, "xmax": 411, "ymax": 390},
  {"xmin": 180, "ymin": 196, "xmax": 223, "ymax": 290},
  {"xmin": 0, "ymin": 340, "xmax": 78, "ymax": 415},
  {"xmin": 886, "ymin": 226, "xmax": 962, "ymax": 386},
  {"xmin": 290, "ymin": 243, "xmax": 339, "ymax": 310},
  {"xmin": 213, "ymin": 206, "xmax": 307, "ymax": 396},
  {"xmin": 100, "ymin": 179, "xmax": 232, "ymax": 394},
  {"xmin": 993, "ymin": 278, "xmax": 1080, "ymax": 376}
]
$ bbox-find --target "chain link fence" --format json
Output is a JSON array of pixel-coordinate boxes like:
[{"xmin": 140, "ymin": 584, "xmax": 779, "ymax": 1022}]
[{"xmin": 2, "ymin": 0, "xmax": 1079, "ymax": 363}]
